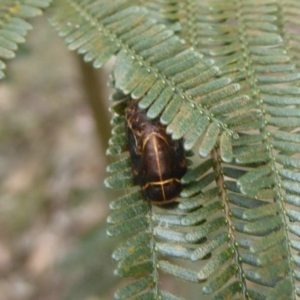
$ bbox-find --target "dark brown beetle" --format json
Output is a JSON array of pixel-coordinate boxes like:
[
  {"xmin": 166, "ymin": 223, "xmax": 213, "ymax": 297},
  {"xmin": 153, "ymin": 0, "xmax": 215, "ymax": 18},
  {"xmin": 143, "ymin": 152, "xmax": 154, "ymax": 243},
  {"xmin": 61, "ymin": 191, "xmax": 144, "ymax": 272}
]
[{"xmin": 125, "ymin": 101, "xmax": 187, "ymax": 204}]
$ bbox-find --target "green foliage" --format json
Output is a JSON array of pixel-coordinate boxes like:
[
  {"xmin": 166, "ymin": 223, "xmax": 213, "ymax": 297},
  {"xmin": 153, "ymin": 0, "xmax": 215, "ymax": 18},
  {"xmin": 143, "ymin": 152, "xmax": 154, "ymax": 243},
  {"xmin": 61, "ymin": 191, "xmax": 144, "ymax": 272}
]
[
  {"xmin": 0, "ymin": 0, "xmax": 52, "ymax": 78},
  {"xmin": 1, "ymin": 0, "xmax": 300, "ymax": 299}
]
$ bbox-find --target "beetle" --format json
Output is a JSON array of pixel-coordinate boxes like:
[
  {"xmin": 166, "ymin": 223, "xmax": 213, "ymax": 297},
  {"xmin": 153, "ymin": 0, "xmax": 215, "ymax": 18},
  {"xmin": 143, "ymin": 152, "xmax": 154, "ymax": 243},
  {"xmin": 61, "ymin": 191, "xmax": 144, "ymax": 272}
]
[{"xmin": 125, "ymin": 101, "xmax": 187, "ymax": 204}]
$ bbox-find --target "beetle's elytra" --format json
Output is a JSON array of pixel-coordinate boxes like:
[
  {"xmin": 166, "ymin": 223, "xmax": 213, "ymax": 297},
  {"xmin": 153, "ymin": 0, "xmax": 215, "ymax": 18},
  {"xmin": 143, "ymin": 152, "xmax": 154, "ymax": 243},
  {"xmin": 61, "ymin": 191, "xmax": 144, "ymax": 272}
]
[{"xmin": 125, "ymin": 101, "xmax": 187, "ymax": 204}]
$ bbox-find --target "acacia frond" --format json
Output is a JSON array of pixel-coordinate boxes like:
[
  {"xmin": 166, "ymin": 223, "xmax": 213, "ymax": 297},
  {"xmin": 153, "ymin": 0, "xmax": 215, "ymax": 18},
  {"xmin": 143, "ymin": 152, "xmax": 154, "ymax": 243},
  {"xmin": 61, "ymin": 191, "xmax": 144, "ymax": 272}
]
[
  {"xmin": 0, "ymin": 0, "xmax": 51, "ymax": 78},
  {"xmin": 164, "ymin": 1, "xmax": 300, "ymax": 298},
  {"xmin": 105, "ymin": 90, "xmax": 232, "ymax": 298},
  {"xmin": 1, "ymin": 0, "xmax": 299, "ymax": 299},
  {"xmin": 102, "ymin": 1, "xmax": 300, "ymax": 299},
  {"xmin": 49, "ymin": 0, "xmax": 260, "ymax": 160}
]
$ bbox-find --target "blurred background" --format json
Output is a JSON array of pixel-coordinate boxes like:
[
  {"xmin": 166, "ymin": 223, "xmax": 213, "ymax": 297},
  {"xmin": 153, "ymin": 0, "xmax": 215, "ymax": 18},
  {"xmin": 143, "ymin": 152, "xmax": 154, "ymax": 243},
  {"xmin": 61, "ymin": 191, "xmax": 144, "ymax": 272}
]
[{"xmin": 0, "ymin": 15, "xmax": 120, "ymax": 300}]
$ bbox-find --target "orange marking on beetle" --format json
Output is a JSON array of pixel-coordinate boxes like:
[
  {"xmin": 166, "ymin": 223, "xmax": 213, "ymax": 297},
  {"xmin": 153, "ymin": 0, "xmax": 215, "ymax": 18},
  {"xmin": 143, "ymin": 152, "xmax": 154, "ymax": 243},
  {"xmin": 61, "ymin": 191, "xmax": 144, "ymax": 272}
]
[
  {"xmin": 142, "ymin": 178, "xmax": 181, "ymax": 189},
  {"xmin": 151, "ymin": 134, "xmax": 166, "ymax": 201},
  {"xmin": 142, "ymin": 132, "xmax": 169, "ymax": 151}
]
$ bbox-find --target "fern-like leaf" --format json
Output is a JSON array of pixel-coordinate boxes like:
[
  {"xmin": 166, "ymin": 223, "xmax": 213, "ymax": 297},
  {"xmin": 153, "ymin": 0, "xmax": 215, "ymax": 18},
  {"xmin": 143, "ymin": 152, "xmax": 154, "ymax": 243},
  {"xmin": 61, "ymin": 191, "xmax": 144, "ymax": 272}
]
[
  {"xmin": 161, "ymin": 2, "xmax": 300, "ymax": 297},
  {"xmin": 0, "ymin": 0, "xmax": 51, "ymax": 78},
  {"xmin": 50, "ymin": 1, "xmax": 300, "ymax": 299},
  {"xmin": 50, "ymin": 0, "xmax": 257, "ymax": 160},
  {"xmin": 105, "ymin": 90, "xmax": 227, "ymax": 298}
]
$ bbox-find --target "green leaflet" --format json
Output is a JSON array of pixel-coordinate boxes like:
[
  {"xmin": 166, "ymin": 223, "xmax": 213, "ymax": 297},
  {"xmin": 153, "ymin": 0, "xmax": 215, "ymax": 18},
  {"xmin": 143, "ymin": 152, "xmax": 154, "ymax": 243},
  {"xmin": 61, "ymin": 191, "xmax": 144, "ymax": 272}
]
[
  {"xmin": 282, "ymin": 180, "xmax": 300, "ymax": 195},
  {"xmin": 117, "ymin": 246, "xmax": 152, "ymax": 270},
  {"xmin": 138, "ymin": 79, "xmax": 166, "ymax": 109},
  {"xmin": 199, "ymin": 83, "xmax": 241, "ymax": 108},
  {"xmin": 224, "ymin": 109, "xmax": 262, "ymax": 127},
  {"xmin": 104, "ymin": 168, "xmax": 134, "ymax": 189},
  {"xmin": 271, "ymin": 130, "xmax": 300, "ymax": 143},
  {"xmin": 202, "ymin": 264, "xmax": 237, "ymax": 295},
  {"xmin": 107, "ymin": 201, "xmax": 149, "ymax": 224},
  {"xmin": 234, "ymin": 215, "xmax": 282, "ymax": 236},
  {"xmin": 223, "ymin": 167, "xmax": 246, "ymax": 180},
  {"xmin": 172, "ymin": 61, "xmax": 215, "ymax": 86},
  {"xmin": 280, "ymin": 168, "xmax": 300, "ymax": 182},
  {"xmin": 178, "ymin": 187, "xmax": 221, "ymax": 211},
  {"xmin": 198, "ymin": 123, "xmax": 220, "ymax": 157},
  {"xmin": 273, "ymin": 140, "xmax": 300, "ymax": 153},
  {"xmin": 288, "ymin": 224, "xmax": 300, "ymax": 238},
  {"xmin": 220, "ymin": 131, "xmax": 233, "ymax": 162},
  {"xmin": 288, "ymin": 209, "xmax": 300, "ymax": 222},
  {"xmin": 191, "ymin": 232, "xmax": 229, "ymax": 261},
  {"xmin": 114, "ymin": 276, "xmax": 154, "ymax": 299},
  {"xmin": 153, "ymin": 213, "xmax": 183, "ymax": 226},
  {"xmin": 154, "ymin": 227, "xmax": 186, "ymax": 243},
  {"xmin": 242, "ymin": 203, "xmax": 280, "ymax": 221},
  {"xmin": 112, "ymin": 232, "xmax": 151, "ymax": 261},
  {"xmin": 237, "ymin": 165, "xmax": 272, "ymax": 186},
  {"xmin": 109, "ymin": 190, "xmax": 143, "ymax": 210},
  {"xmin": 132, "ymin": 72, "xmax": 158, "ymax": 99},
  {"xmin": 181, "ymin": 172, "xmax": 217, "ymax": 198},
  {"xmin": 160, "ymin": 291, "xmax": 185, "ymax": 300},
  {"xmin": 244, "ymin": 260, "xmax": 289, "ymax": 283},
  {"xmin": 277, "ymin": 155, "xmax": 300, "ymax": 168},
  {"xmin": 116, "ymin": 260, "xmax": 153, "ymax": 277},
  {"xmin": 183, "ymin": 117, "xmax": 209, "ymax": 151},
  {"xmin": 211, "ymin": 95, "xmax": 251, "ymax": 115},
  {"xmin": 133, "ymin": 291, "xmax": 156, "ymax": 299},
  {"xmin": 210, "ymin": 281, "xmax": 241, "ymax": 300},
  {"xmin": 197, "ymin": 248, "xmax": 233, "ymax": 280},
  {"xmin": 160, "ymin": 94, "xmax": 183, "ymax": 125},
  {"xmin": 167, "ymin": 103, "xmax": 199, "ymax": 139},
  {"xmin": 263, "ymin": 95, "xmax": 300, "ymax": 104},
  {"xmin": 250, "ymin": 230, "xmax": 285, "ymax": 253},
  {"xmin": 181, "ymin": 158, "xmax": 215, "ymax": 184},
  {"xmin": 181, "ymin": 201, "xmax": 224, "ymax": 226},
  {"xmin": 242, "ymin": 245, "xmax": 286, "ymax": 268},
  {"xmin": 266, "ymin": 278, "xmax": 294, "ymax": 300},
  {"xmin": 185, "ymin": 217, "xmax": 227, "ymax": 243},
  {"xmin": 106, "ymin": 156, "xmax": 131, "ymax": 173},
  {"xmin": 285, "ymin": 194, "xmax": 300, "ymax": 207},
  {"xmin": 155, "ymin": 242, "xmax": 193, "ymax": 259},
  {"xmin": 147, "ymin": 86, "xmax": 175, "ymax": 119},
  {"xmin": 159, "ymin": 260, "xmax": 199, "ymax": 283},
  {"xmin": 107, "ymin": 215, "xmax": 149, "ymax": 237}
]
